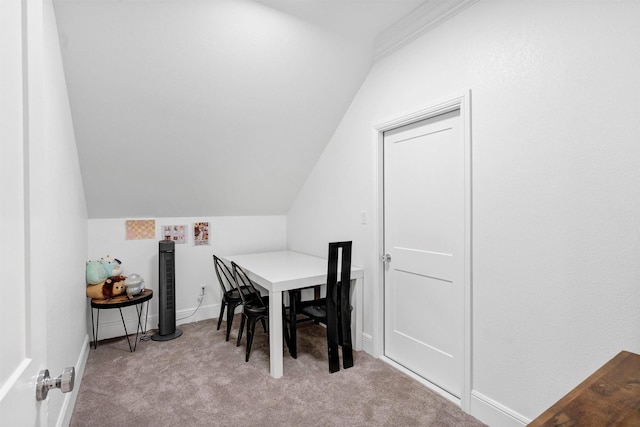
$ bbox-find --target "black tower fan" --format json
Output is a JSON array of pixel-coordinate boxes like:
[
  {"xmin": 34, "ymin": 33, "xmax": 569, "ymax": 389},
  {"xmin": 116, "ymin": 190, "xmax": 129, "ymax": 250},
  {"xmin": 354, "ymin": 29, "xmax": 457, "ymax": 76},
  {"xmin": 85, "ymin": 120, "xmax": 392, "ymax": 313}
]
[{"xmin": 151, "ymin": 240, "xmax": 183, "ymax": 341}]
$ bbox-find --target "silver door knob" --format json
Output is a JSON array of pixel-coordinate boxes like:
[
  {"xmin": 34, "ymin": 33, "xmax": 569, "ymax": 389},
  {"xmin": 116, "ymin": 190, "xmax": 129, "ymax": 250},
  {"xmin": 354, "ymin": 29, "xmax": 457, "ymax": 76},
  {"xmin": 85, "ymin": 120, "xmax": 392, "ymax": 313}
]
[
  {"xmin": 36, "ymin": 367, "xmax": 75, "ymax": 401},
  {"xmin": 381, "ymin": 253, "xmax": 391, "ymax": 263}
]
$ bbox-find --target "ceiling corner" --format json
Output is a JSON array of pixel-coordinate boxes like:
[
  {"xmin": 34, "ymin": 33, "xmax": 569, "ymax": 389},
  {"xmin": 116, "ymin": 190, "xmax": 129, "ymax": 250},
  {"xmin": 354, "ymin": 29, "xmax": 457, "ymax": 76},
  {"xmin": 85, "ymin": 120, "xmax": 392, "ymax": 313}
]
[{"xmin": 373, "ymin": 0, "xmax": 479, "ymax": 62}]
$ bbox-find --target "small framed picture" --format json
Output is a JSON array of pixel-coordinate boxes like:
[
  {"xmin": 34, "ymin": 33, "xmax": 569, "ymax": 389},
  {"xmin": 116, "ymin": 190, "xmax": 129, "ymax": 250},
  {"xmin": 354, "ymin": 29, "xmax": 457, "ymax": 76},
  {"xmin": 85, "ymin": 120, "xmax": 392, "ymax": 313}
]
[
  {"xmin": 162, "ymin": 225, "xmax": 187, "ymax": 244},
  {"xmin": 125, "ymin": 219, "xmax": 156, "ymax": 240},
  {"xmin": 193, "ymin": 222, "xmax": 209, "ymax": 246}
]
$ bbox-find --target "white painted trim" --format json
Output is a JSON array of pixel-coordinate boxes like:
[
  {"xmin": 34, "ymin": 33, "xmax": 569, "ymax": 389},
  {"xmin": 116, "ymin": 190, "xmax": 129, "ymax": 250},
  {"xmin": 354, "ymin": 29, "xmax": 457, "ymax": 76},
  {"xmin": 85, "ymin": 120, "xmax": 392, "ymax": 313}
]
[
  {"xmin": 374, "ymin": 0, "xmax": 479, "ymax": 61},
  {"xmin": 362, "ymin": 332, "xmax": 374, "ymax": 355},
  {"xmin": 56, "ymin": 335, "xmax": 90, "ymax": 427},
  {"xmin": 462, "ymin": 90, "xmax": 473, "ymax": 413},
  {"xmin": 375, "ymin": 93, "xmax": 468, "ymax": 132},
  {"xmin": 373, "ymin": 90, "xmax": 473, "ymax": 411},
  {"xmin": 370, "ymin": 126, "xmax": 385, "ymax": 360},
  {"xmin": 470, "ymin": 390, "xmax": 530, "ymax": 427}
]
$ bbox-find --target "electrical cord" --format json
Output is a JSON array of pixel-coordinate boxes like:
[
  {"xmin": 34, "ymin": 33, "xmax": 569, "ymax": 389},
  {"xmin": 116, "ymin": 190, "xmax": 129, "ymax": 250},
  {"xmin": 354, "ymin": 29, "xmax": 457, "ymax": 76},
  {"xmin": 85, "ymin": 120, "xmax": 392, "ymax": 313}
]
[
  {"xmin": 176, "ymin": 296, "xmax": 204, "ymax": 322},
  {"xmin": 139, "ymin": 294, "xmax": 205, "ymax": 342}
]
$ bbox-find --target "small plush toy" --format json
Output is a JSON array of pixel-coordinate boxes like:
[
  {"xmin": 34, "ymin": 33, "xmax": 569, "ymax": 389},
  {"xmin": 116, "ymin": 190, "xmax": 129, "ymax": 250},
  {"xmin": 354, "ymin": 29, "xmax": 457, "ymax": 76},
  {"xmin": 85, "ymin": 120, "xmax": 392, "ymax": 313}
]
[
  {"xmin": 86, "ymin": 275, "xmax": 127, "ymax": 299},
  {"xmin": 124, "ymin": 274, "xmax": 145, "ymax": 299},
  {"xmin": 86, "ymin": 260, "xmax": 108, "ymax": 285},
  {"xmin": 111, "ymin": 259, "xmax": 123, "ymax": 276},
  {"xmin": 100, "ymin": 256, "xmax": 123, "ymax": 277}
]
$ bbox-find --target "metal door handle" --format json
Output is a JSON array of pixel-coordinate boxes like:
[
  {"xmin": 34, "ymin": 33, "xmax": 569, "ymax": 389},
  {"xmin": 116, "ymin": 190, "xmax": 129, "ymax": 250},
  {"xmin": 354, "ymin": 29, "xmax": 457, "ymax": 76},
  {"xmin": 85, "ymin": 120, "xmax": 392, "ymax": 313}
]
[
  {"xmin": 381, "ymin": 254, "xmax": 391, "ymax": 263},
  {"xmin": 36, "ymin": 367, "xmax": 75, "ymax": 401}
]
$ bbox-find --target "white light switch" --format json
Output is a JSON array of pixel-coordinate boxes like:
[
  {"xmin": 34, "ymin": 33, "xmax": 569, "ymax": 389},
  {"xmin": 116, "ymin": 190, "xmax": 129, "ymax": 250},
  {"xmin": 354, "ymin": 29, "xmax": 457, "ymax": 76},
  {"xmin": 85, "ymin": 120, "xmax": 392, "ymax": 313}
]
[{"xmin": 361, "ymin": 211, "xmax": 367, "ymax": 225}]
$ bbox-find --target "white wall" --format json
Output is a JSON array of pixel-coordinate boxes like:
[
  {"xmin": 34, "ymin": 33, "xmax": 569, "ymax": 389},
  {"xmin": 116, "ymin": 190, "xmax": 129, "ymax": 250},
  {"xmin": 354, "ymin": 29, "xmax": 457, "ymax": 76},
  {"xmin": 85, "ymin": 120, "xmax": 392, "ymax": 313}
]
[
  {"xmin": 87, "ymin": 216, "xmax": 286, "ymax": 339},
  {"xmin": 33, "ymin": 2, "xmax": 89, "ymax": 426},
  {"xmin": 287, "ymin": 1, "xmax": 640, "ymax": 425}
]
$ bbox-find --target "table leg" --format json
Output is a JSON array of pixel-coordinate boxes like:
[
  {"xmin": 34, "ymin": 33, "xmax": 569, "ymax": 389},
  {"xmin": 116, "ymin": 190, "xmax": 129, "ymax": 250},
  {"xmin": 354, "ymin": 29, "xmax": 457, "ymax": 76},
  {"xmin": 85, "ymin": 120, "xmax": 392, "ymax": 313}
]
[
  {"xmin": 268, "ymin": 290, "xmax": 283, "ymax": 378},
  {"xmin": 91, "ymin": 308, "xmax": 99, "ymax": 349},
  {"xmin": 132, "ymin": 301, "xmax": 146, "ymax": 352},
  {"xmin": 143, "ymin": 299, "xmax": 150, "ymax": 334},
  {"xmin": 118, "ymin": 308, "xmax": 134, "ymax": 352}
]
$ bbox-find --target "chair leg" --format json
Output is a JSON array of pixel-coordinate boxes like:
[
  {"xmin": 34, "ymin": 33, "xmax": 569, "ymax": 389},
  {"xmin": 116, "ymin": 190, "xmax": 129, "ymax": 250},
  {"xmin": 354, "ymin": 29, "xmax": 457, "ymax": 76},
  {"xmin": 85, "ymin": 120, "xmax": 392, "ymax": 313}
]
[
  {"xmin": 217, "ymin": 299, "xmax": 226, "ymax": 331},
  {"xmin": 340, "ymin": 280, "xmax": 353, "ymax": 369},
  {"xmin": 328, "ymin": 342, "xmax": 340, "ymax": 373},
  {"xmin": 237, "ymin": 315, "xmax": 246, "ymax": 347},
  {"xmin": 225, "ymin": 301, "xmax": 236, "ymax": 341},
  {"xmin": 246, "ymin": 318, "xmax": 257, "ymax": 362},
  {"xmin": 286, "ymin": 290, "xmax": 299, "ymax": 359},
  {"xmin": 283, "ymin": 304, "xmax": 291, "ymax": 351},
  {"xmin": 326, "ymin": 283, "xmax": 340, "ymax": 373}
]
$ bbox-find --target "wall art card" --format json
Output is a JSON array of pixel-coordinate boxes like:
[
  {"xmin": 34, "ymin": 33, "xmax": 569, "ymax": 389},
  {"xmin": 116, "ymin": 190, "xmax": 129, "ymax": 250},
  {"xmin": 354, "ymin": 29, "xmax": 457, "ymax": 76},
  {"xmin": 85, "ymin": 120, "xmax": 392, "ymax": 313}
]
[
  {"xmin": 193, "ymin": 222, "xmax": 209, "ymax": 246},
  {"xmin": 125, "ymin": 219, "xmax": 156, "ymax": 240},
  {"xmin": 162, "ymin": 225, "xmax": 187, "ymax": 244}
]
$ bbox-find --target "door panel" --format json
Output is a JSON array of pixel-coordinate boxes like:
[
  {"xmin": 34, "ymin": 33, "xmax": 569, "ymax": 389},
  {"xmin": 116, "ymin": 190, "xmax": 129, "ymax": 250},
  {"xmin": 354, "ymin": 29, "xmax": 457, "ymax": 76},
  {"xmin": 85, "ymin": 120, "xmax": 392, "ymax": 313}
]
[
  {"xmin": 392, "ymin": 270, "xmax": 455, "ymax": 355},
  {"xmin": 384, "ymin": 109, "xmax": 464, "ymax": 398},
  {"xmin": 0, "ymin": 1, "xmax": 47, "ymax": 424}
]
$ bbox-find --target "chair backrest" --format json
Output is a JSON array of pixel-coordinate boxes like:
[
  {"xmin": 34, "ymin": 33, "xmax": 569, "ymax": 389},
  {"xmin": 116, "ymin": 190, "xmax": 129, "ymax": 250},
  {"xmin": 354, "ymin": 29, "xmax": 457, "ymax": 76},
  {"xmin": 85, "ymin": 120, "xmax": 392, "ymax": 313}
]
[
  {"xmin": 326, "ymin": 241, "xmax": 353, "ymax": 372},
  {"xmin": 327, "ymin": 241, "xmax": 352, "ymax": 291},
  {"xmin": 231, "ymin": 261, "xmax": 267, "ymax": 308},
  {"xmin": 213, "ymin": 255, "xmax": 234, "ymax": 294}
]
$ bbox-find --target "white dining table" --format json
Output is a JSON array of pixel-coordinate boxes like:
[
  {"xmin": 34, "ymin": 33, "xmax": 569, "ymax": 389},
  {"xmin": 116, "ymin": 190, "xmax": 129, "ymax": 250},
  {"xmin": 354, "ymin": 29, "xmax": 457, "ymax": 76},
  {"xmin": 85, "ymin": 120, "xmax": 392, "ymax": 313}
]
[{"xmin": 221, "ymin": 250, "xmax": 364, "ymax": 378}]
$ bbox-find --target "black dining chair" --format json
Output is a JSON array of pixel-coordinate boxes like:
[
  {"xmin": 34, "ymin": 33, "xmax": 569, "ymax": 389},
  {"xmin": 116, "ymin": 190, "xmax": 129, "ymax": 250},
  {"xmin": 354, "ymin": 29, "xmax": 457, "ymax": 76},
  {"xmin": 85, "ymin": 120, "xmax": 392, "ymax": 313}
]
[
  {"xmin": 285, "ymin": 241, "xmax": 353, "ymax": 373},
  {"xmin": 212, "ymin": 255, "xmax": 244, "ymax": 341},
  {"xmin": 231, "ymin": 261, "xmax": 270, "ymax": 362}
]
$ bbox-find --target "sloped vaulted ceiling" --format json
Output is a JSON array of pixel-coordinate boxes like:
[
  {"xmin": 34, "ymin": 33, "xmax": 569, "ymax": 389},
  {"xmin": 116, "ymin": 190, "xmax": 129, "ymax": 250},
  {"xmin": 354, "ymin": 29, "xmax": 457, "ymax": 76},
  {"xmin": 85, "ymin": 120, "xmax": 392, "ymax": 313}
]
[{"xmin": 52, "ymin": 0, "xmax": 439, "ymax": 219}]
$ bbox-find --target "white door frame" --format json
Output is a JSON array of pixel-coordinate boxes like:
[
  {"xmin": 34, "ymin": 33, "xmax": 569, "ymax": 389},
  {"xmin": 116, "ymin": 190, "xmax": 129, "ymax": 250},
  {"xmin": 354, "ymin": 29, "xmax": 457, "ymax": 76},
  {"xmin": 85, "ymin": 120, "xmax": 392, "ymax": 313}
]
[{"xmin": 371, "ymin": 91, "xmax": 472, "ymax": 410}]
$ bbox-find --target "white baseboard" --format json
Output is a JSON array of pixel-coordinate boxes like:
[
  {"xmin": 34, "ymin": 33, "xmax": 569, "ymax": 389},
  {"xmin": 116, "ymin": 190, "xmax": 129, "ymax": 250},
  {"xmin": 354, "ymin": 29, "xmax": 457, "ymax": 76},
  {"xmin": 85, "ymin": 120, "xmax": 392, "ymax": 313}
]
[
  {"xmin": 91, "ymin": 303, "xmax": 219, "ymax": 342},
  {"xmin": 362, "ymin": 332, "xmax": 374, "ymax": 355},
  {"xmin": 378, "ymin": 351, "xmax": 531, "ymax": 427},
  {"xmin": 469, "ymin": 390, "xmax": 529, "ymax": 427},
  {"xmin": 56, "ymin": 335, "xmax": 90, "ymax": 427},
  {"xmin": 176, "ymin": 304, "xmax": 218, "ymax": 327}
]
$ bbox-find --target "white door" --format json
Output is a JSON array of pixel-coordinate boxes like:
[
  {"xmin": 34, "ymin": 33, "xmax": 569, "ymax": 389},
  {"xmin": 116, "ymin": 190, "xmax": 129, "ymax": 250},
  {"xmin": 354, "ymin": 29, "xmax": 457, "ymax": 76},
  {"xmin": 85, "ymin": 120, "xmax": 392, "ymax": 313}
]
[
  {"xmin": 0, "ymin": 0, "xmax": 48, "ymax": 424},
  {"xmin": 383, "ymin": 108, "xmax": 465, "ymax": 398}
]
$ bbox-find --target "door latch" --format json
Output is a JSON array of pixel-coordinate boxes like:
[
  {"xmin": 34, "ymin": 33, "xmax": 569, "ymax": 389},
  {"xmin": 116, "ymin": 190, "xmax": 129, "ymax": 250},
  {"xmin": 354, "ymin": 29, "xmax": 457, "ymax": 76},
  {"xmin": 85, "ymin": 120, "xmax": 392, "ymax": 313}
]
[
  {"xmin": 381, "ymin": 253, "xmax": 391, "ymax": 263},
  {"xmin": 36, "ymin": 367, "xmax": 75, "ymax": 401}
]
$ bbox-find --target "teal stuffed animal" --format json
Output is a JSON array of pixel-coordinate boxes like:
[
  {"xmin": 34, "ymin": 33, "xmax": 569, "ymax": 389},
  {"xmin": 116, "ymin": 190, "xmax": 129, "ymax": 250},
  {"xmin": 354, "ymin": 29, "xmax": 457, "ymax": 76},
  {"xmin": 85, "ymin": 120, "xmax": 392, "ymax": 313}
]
[{"xmin": 86, "ymin": 260, "xmax": 108, "ymax": 285}]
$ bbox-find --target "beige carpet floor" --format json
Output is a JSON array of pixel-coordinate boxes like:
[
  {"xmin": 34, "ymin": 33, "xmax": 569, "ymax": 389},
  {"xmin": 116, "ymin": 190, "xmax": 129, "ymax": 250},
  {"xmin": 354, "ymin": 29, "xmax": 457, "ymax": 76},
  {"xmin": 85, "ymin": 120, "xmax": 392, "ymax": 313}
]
[{"xmin": 70, "ymin": 316, "xmax": 486, "ymax": 426}]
